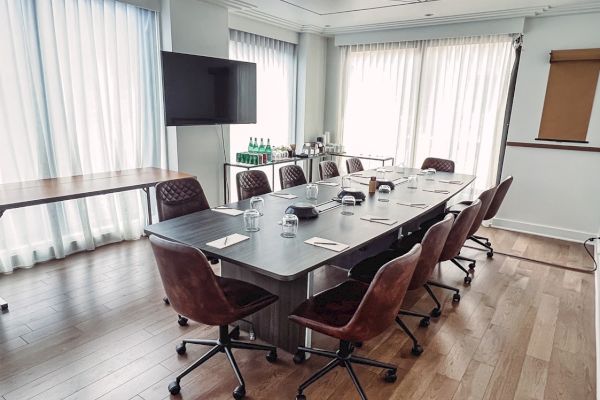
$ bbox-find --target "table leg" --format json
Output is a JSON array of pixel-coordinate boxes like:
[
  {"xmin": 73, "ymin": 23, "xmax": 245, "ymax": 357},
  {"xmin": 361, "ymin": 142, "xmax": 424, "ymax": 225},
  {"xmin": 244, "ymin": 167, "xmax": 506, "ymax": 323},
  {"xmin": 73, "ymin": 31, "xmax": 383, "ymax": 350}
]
[
  {"xmin": 220, "ymin": 260, "xmax": 309, "ymax": 355},
  {"xmin": 142, "ymin": 187, "xmax": 152, "ymax": 225},
  {"xmin": 309, "ymin": 159, "xmax": 314, "ymax": 183},
  {"xmin": 0, "ymin": 297, "xmax": 7, "ymax": 311},
  {"xmin": 272, "ymin": 164, "xmax": 276, "ymax": 191},
  {"xmin": 223, "ymin": 164, "xmax": 229, "ymax": 204}
]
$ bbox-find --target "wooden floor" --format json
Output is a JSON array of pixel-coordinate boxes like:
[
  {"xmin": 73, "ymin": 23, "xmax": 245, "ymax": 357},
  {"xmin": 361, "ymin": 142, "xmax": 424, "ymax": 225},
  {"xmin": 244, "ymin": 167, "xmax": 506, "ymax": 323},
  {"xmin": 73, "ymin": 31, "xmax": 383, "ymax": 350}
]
[{"xmin": 0, "ymin": 229, "xmax": 595, "ymax": 400}]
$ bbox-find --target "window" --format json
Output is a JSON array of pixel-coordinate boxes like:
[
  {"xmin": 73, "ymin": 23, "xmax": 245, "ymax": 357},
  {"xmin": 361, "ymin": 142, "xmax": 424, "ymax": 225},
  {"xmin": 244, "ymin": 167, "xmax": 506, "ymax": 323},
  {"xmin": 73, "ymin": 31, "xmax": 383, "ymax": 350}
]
[{"xmin": 0, "ymin": 0, "xmax": 163, "ymax": 272}]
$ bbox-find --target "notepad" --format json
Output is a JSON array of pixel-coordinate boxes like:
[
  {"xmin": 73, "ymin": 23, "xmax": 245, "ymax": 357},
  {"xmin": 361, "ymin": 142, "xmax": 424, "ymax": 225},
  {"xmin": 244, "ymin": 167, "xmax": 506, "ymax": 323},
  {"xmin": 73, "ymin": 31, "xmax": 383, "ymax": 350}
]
[
  {"xmin": 315, "ymin": 181, "xmax": 339, "ymax": 187},
  {"xmin": 422, "ymin": 189, "xmax": 450, "ymax": 194},
  {"xmin": 212, "ymin": 207, "xmax": 244, "ymax": 216},
  {"xmin": 206, "ymin": 233, "xmax": 249, "ymax": 249},
  {"xmin": 304, "ymin": 237, "xmax": 349, "ymax": 252},
  {"xmin": 269, "ymin": 192, "xmax": 298, "ymax": 199},
  {"xmin": 360, "ymin": 215, "xmax": 398, "ymax": 225},
  {"xmin": 438, "ymin": 180, "xmax": 463, "ymax": 185},
  {"xmin": 397, "ymin": 202, "xmax": 429, "ymax": 209}
]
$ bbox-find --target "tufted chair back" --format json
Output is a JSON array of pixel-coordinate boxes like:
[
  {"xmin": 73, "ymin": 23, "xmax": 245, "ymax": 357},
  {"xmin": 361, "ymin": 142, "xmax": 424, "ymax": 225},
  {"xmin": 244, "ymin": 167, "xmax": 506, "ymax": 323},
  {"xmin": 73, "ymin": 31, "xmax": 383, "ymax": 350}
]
[
  {"xmin": 236, "ymin": 170, "xmax": 272, "ymax": 201},
  {"xmin": 421, "ymin": 157, "xmax": 455, "ymax": 173},
  {"xmin": 155, "ymin": 178, "xmax": 210, "ymax": 222},
  {"xmin": 279, "ymin": 165, "xmax": 307, "ymax": 189},
  {"xmin": 345, "ymin": 158, "xmax": 364, "ymax": 174},
  {"xmin": 319, "ymin": 161, "xmax": 340, "ymax": 180}
]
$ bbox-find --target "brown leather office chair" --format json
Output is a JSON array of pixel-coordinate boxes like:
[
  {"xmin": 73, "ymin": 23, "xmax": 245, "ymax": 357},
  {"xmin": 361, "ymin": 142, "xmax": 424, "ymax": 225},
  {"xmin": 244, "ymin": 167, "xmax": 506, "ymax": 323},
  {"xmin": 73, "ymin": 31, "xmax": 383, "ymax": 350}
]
[
  {"xmin": 150, "ymin": 235, "xmax": 278, "ymax": 399},
  {"xmin": 279, "ymin": 165, "xmax": 307, "ymax": 189},
  {"xmin": 318, "ymin": 160, "xmax": 340, "ymax": 180},
  {"xmin": 345, "ymin": 158, "xmax": 364, "ymax": 174},
  {"xmin": 289, "ymin": 244, "xmax": 421, "ymax": 400},
  {"xmin": 421, "ymin": 157, "xmax": 455, "ymax": 173},
  {"xmin": 236, "ymin": 170, "xmax": 272, "ymax": 201},
  {"xmin": 348, "ymin": 214, "xmax": 456, "ymax": 356},
  {"xmin": 439, "ymin": 200, "xmax": 481, "ymax": 284},
  {"xmin": 449, "ymin": 176, "xmax": 513, "ymax": 257}
]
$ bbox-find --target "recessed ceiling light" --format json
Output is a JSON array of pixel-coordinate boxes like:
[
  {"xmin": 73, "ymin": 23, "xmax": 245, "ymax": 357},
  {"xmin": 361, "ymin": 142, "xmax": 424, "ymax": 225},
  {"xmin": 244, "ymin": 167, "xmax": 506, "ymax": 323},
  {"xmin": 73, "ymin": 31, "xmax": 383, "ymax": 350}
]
[{"xmin": 425, "ymin": 13, "xmax": 434, "ymax": 16}]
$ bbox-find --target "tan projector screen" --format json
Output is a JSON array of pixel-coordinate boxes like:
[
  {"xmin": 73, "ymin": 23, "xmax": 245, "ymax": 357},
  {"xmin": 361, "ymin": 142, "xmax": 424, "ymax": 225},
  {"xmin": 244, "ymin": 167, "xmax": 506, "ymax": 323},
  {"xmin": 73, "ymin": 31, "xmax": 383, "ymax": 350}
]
[{"xmin": 538, "ymin": 48, "xmax": 600, "ymax": 142}]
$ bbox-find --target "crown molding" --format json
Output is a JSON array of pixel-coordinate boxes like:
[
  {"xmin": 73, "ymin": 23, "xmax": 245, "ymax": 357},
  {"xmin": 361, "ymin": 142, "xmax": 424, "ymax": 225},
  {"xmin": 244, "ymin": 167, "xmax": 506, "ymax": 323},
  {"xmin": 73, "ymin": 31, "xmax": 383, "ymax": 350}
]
[{"xmin": 535, "ymin": 1, "xmax": 600, "ymax": 17}]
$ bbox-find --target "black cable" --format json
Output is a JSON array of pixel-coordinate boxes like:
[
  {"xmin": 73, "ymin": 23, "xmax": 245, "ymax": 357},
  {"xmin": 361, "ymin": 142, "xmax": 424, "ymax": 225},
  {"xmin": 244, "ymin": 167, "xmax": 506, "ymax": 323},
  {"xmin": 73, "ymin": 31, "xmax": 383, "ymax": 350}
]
[
  {"xmin": 584, "ymin": 237, "xmax": 599, "ymax": 272},
  {"xmin": 219, "ymin": 124, "xmax": 228, "ymax": 201}
]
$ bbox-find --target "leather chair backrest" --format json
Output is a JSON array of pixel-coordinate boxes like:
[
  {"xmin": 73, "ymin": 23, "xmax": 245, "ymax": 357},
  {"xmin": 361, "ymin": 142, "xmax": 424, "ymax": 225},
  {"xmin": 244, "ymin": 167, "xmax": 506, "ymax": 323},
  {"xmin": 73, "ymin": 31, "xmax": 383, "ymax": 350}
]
[
  {"xmin": 155, "ymin": 178, "xmax": 210, "ymax": 221},
  {"xmin": 484, "ymin": 176, "xmax": 513, "ymax": 220},
  {"xmin": 345, "ymin": 244, "xmax": 421, "ymax": 341},
  {"xmin": 319, "ymin": 161, "xmax": 340, "ymax": 180},
  {"xmin": 279, "ymin": 165, "xmax": 307, "ymax": 189},
  {"xmin": 409, "ymin": 214, "xmax": 454, "ymax": 290},
  {"xmin": 467, "ymin": 186, "xmax": 497, "ymax": 237},
  {"xmin": 439, "ymin": 200, "xmax": 481, "ymax": 261},
  {"xmin": 149, "ymin": 235, "xmax": 235, "ymax": 326},
  {"xmin": 346, "ymin": 158, "xmax": 364, "ymax": 174},
  {"xmin": 236, "ymin": 170, "xmax": 272, "ymax": 201},
  {"xmin": 421, "ymin": 157, "xmax": 455, "ymax": 173}
]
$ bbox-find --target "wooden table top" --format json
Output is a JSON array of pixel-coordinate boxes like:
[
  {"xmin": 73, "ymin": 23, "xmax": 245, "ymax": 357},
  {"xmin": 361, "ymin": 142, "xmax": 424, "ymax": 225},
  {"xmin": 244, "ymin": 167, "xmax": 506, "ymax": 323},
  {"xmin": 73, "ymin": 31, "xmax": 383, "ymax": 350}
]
[
  {"xmin": 144, "ymin": 168, "xmax": 475, "ymax": 281},
  {"xmin": 0, "ymin": 168, "xmax": 192, "ymax": 210}
]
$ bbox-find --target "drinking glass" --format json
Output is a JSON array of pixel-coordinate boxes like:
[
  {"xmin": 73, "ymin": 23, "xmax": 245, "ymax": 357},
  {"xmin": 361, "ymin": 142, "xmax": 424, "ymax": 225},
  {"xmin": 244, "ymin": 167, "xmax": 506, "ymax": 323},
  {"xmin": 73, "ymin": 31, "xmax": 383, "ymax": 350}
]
[
  {"xmin": 378, "ymin": 185, "xmax": 391, "ymax": 202},
  {"xmin": 243, "ymin": 209, "xmax": 260, "ymax": 232},
  {"xmin": 249, "ymin": 196, "xmax": 264, "ymax": 216},
  {"xmin": 305, "ymin": 183, "xmax": 318, "ymax": 200},
  {"xmin": 407, "ymin": 175, "xmax": 418, "ymax": 189},
  {"xmin": 341, "ymin": 175, "xmax": 352, "ymax": 189},
  {"xmin": 397, "ymin": 162, "xmax": 405, "ymax": 174},
  {"xmin": 376, "ymin": 168, "xmax": 387, "ymax": 181},
  {"xmin": 281, "ymin": 214, "xmax": 299, "ymax": 238},
  {"xmin": 341, "ymin": 195, "xmax": 356, "ymax": 215}
]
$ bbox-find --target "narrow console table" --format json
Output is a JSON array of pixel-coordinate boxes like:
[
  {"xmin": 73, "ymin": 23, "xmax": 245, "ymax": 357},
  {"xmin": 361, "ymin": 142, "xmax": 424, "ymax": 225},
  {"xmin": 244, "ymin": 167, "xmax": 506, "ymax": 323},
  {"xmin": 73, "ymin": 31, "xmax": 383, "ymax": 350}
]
[{"xmin": 0, "ymin": 167, "xmax": 192, "ymax": 312}]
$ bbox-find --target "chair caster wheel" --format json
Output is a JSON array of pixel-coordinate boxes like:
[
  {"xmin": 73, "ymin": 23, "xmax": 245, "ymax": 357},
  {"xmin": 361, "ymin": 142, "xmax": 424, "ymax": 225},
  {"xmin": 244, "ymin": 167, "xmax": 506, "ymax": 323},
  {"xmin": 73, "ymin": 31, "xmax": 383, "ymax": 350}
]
[
  {"xmin": 163, "ymin": 297, "xmax": 170, "ymax": 305},
  {"xmin": 468, "ymin": 262, "xmax": 476, "ymax": 270},
  {"xmin": 453, "ymin": 293, "xmax": 461, "ymax": 302},
  {"xmin": 178, "ymin": 316, "xmax": 188, "ymax": 326},
  {"xmin": 233, "ymin": 385, "xmax": 245, "ymax": 399},
  {"xmin": 168, "ymin": 381, "xmax": 181, "ymax": 395},
  {"xmin": 354, "ymin": 341, "xmax": 363, "ymax": 348},
  {"xmin": 419, "ymin": 318, "xmax": 430, "ymax": 327},
  {"xmin": 293, "ymin": 350, "xmax": 306, "ymax": 364},
  {"xmin": 411, "ymin": 344, "xmax": 423, "ymax": 356},
  {"xmin": 485, "ymin": 241, "xmax": 491, "ymax": 246},
  {"xmin": 296, "ymin": 394, "xmax": 306, "ymax": 400},
  {"xmin": 176, "ymin": 343, "xmax": 186, "ymax": 355},
  {"xmin": 430, "ymin": 308, "xmax": 442, "ymax": 318},
  {"xmin": 487, "ymin": 251, "xmax": 494, "ymax": 258},
  {"xmin": 266, "ymin": 349, "xmax": 277, "ymax": 362},
  {"xmin": 464, "ymin": 276, "xmax": 472, "ymax": 285},
  {"xmin": 384, "ymin": 369, "xmax": 397, "ymax": 383}
]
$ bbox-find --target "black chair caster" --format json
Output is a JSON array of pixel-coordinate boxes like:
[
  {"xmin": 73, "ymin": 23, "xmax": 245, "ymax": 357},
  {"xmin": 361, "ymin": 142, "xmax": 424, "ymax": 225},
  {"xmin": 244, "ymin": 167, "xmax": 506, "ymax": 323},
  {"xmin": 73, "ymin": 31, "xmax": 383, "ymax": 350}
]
[
  {"xmin": 178, "ymin": 315, "xmax": 188, "ymax": 326},
  {"xmin": 168, "ymin": 381, "xmax": 181, "ymax": 395},
  {"xmin": 163, "ymin": 297, "xmax": 170, "ymax": 305},
  {"xmin": 411, "ymin": 344, "xmax": 423, "ymax": 356},
  {"xmin": 468, "ymin": 262, "xmax": 476, "ymax": 270},
  {"xmin": 293, "ymin": 350, "xmax": 306, "ymax": 364},
  {"xmin": 453, "ymin": 293, "xmax": 461, "ymax": 302},
  {"xmin": 430, "ymin": 308, "xmax": 442, "ymax": 318},
  {"xmin": 419, "ymin": 317, "xmax": 430, "ymax": 327},
  {"xmin": 266, "ymin": 349, "xmax": 277, "ymax": 362},
  {"xmin": 464, "ymin": 276, "xmax": 472, "ymax": 285},
  {"xmin": 296, "ymin": 394, "xmax": 306, "ymax": 400},
  {"xmin": 176, "ymin": 342, "xmax": 186, "ymax": 355},
  {"xmin": 233, "ymin": 385, "xmax": 246, "ymax": 399},
  {"xmin": 384, "ymin": 369, "xmax": 397, "ymax": 383},
  {"xmin": 487, "ymin": 250, "xmax": 494, "ymax": 258}
]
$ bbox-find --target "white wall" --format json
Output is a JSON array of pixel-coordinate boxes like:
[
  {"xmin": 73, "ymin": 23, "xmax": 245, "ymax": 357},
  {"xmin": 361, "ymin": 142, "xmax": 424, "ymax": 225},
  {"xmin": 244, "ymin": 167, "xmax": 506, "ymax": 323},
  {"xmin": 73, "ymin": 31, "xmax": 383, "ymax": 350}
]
[
  {"xmin": 160, "ymin": 0, "xmax": 230, "ymax": 205},
  {"xmin": 494, "ymin": 13, "xmax": 600, "ymax": 241}
]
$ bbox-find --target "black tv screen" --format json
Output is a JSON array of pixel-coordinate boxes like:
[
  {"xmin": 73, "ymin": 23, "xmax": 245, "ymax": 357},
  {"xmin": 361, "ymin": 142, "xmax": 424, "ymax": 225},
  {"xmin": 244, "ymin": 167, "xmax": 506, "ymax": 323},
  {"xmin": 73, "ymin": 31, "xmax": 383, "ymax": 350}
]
[{"xmin": 161, "ymin": 51, "xmax": 257, "ymax": 126}]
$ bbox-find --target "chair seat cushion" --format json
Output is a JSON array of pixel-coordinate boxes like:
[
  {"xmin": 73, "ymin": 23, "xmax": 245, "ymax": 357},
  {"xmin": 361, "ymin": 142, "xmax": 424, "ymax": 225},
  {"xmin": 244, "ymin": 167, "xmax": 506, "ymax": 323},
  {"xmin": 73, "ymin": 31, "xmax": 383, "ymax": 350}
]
[
  {"xmin": 348, "ymin": 251, "xmax": 397, "ymax": 284},
  {"xmin": 289, "ymin": 280, "xmax": 369, "ymax": 340},
  {"xmin": 217, "ymin": 276, "xmax": 278, "ymax": 320}
]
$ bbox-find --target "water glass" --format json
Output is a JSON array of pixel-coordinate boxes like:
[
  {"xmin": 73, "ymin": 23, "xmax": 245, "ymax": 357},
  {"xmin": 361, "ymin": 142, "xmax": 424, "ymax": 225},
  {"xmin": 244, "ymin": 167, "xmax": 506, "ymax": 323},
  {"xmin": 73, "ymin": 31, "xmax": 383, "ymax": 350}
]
[
  {"xmin": 341, "ymin": 175, "xmax": 352, "ymax": 189},
  {"xmin": 407, "ymin": 175, "xmax": 418, "ymax": 189},
  {"xmin": 305, "ymin": 183, "xmax": 318, "ymax": 200},
  {"xmin": 341, "ymin": 195, "xmax": 356, "ymax": 215},
  {"xmin": 281, "ymin": 214, "xmax": 299, "ymax": 238},
  {"xmin": 397, "ymin": 162, "xmax": 405, "ymax": 174},
  {"xmin": 249, "ymin": 196, "xmax": 264, "ymax": 216},
  {"xmin": 243, "ymin": 209, "xmax": 260, "ymax": 232},
  {"xmin": 378, "ymin": 185, "xmax": 391, "ymax": 202},
  {"xmin": 376, "ymin": 168, "xmax": 387, "ymax": 181}
]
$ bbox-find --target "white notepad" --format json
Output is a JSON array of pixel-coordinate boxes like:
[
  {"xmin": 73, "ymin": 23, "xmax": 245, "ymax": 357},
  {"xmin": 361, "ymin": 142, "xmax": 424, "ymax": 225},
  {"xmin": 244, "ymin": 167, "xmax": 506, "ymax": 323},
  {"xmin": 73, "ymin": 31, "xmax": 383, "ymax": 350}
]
[
  {"xmin": 304, "ymin": 237, "xmax": 349, "ymax": 252},
  {"xmin": 360, "ymin": 215, "xmax": 398, "ymax": 225},
  {"xmin": 206, "ymin": 233, "xmax": 249, "ymax": 249},
  {"xmin": 315, "ymin": 181, "xmax": 339, "ymax": 187},
  {"xmin": 438, "ymin": 180, "xmax": 463, "ymax": 185},
  {"xmin": 397, "ymin": 202, "xmax": 429, "ymax": 209},
  {"xmin": 212, "ymin": 207, "xmax": 244, "ymax": 216},
  {"xmin": 269, "ymin": 192, "xmax": 298, "ymax": 199}
]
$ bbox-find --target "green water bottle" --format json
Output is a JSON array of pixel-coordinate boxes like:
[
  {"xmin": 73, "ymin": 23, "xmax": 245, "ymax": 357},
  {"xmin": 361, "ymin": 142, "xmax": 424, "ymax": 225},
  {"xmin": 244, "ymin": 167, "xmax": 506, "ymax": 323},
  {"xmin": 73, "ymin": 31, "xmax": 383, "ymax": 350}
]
[
  {"xmin": 265, "ymin": 139, "xmax": 272, "ymax": 162},
  {"xmin": 258, "ymin": 138, "xmax": 265, "ymax": 154},
  {"xmin": 253, "ymin": 138, "xmax": 258, "ymax": 153},
  {"xmin": 248, "ymin": 137, "xmax": 253, "ymax": 153}
]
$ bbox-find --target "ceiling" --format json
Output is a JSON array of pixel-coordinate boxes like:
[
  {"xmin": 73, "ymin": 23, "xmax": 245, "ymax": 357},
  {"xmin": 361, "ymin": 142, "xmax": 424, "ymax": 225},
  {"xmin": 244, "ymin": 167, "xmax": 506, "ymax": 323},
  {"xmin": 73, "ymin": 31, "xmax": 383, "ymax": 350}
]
[{"xmin": 207, "ymin": 0, "xmax": 600, "ymax": 34}]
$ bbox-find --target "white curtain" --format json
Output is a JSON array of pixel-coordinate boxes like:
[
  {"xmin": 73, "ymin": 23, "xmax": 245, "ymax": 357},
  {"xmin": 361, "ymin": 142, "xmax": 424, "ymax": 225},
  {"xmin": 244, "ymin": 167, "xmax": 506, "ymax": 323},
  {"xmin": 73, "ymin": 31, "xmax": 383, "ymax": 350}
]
[
  {"xmin": 340, "ymin": 35, "xmax": 515, "ymax": 190},
  {"xmin": 0, "ymin": 0, "xmax": 164, "ymax": 273},
  {"xmin": 228, "ymin": 30, "xmax": 296, "ymax": 196}
]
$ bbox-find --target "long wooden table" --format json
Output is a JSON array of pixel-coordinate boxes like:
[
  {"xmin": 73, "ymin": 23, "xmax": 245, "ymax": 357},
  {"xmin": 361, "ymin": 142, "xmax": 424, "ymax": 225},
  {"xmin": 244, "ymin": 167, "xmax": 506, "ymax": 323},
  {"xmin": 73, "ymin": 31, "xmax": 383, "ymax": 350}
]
[
  {"xmin": 0, "ymin": 167, "xmax": 192, "ymax": 311},
  {"xmin": 144, "ymin": 168, "xmax": 475, "ymax": 354}
]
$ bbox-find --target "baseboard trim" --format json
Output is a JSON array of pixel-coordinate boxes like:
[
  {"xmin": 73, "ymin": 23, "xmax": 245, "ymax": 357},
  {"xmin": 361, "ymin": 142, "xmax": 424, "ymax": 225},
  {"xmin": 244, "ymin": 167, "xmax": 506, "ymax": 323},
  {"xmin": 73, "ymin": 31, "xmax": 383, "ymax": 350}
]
[{"xmin": 490, "ymin": 218, "xmax": 594, "ymax": 243}]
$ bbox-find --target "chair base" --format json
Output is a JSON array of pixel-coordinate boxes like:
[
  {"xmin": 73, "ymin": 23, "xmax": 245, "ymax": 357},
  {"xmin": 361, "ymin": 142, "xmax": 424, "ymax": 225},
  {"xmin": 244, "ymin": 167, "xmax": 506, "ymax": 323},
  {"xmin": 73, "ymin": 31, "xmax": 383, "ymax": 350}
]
[
  {"xmin": 295, "ymin": 340, "xmax": 396, "ymax": 400},
  {"xmin": 169, "ymin": 325, "xmax": 277, "ymax": 398},
  {"xmin": 469, "ymin": 236, "xmax": 494, "ymax": 258}
]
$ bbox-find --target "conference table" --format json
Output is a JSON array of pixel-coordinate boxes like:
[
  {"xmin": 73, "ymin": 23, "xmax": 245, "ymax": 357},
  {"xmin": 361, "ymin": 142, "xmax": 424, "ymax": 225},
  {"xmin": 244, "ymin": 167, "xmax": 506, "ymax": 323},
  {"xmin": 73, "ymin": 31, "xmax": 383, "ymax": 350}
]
[
  {"xmin": 144, "ymin": 167, "xmax": 475, "ymax": 355},
  {"xmin": 0, "ymin": 168, "xmax": 192, "ymax": 312}
]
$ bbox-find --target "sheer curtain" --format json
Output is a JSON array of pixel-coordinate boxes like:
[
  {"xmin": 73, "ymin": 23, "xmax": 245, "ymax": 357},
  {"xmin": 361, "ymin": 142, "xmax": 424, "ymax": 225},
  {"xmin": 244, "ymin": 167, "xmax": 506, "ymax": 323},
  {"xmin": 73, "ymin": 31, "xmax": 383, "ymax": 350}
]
[
  {"xmin": 229, "ymin": 30, "xmax": 296, "ymax": 196},
  {"xmin": 0, "ymin": 0, "xmax": 164, "ymax": 273},
  {"xmin": 340, "ymin": 35, "xmax": 515, "ymax": 190}
]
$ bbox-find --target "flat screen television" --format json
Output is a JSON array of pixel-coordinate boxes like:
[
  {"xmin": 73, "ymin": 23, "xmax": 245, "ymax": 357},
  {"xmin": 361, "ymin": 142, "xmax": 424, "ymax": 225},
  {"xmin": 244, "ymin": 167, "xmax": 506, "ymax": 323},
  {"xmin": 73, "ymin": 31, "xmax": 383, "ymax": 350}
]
[{"xmin": 161, "ymin": 51, "xmax": 257, "ymax": 126}]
